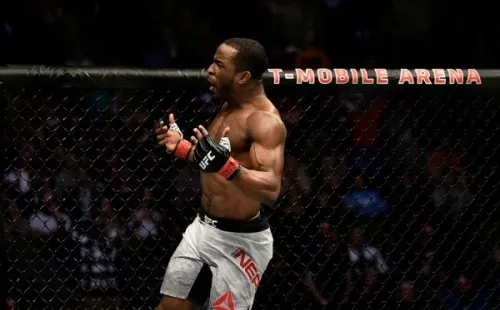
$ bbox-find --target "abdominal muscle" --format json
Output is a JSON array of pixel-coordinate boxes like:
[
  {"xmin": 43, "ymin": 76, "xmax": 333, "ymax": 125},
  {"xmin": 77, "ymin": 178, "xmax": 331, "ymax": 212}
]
[{"xmin": 200, "ymin": 172, "xmax": 261, "ymax": 220}]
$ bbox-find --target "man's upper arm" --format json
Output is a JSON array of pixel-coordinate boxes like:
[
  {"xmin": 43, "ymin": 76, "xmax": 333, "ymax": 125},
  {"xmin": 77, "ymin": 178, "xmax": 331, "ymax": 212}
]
[{"xmin": 247, "ymin": 111, "xmax": 286, "ymax": 173}]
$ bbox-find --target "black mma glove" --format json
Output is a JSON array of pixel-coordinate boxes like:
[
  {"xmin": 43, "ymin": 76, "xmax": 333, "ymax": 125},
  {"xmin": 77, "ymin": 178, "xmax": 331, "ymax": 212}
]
[{"xmin": 193, "ymin": 134, "xmax": 240, "ymax": 180}]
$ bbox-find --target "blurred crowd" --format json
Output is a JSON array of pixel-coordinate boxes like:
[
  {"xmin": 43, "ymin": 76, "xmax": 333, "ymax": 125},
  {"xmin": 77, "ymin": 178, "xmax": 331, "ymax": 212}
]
[
  {"xmin": 3, "ymin": 85, "xmax": 500, "ymax": 309},
  {"xmin": 2, "ymin": 0, "xmax": 500, "ymax": 309}
]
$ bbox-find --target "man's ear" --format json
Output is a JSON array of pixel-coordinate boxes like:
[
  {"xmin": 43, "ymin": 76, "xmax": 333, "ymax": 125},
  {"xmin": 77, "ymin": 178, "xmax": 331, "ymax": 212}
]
[{"xmin": 237, "ymin": 71, "xmax": 252, "ymax": 85}]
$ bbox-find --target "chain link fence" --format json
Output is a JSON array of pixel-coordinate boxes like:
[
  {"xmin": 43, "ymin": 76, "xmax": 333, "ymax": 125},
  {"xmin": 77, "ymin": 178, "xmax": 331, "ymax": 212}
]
[{"xmin": 2, "ymin": 68, "xmax": 500, "ymax": 309}]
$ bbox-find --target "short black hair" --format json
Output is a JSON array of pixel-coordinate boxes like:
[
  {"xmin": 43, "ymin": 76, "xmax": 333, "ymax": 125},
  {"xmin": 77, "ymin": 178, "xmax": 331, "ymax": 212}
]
[{"xmin": 223, "ymin": 38, "xmax": 268, "ymax": 80}]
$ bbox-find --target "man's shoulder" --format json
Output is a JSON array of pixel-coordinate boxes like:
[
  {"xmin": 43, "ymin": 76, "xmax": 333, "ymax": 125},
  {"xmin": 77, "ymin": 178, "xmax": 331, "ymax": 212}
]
[
  {"xmin": 246, "ymin": 99, "xmax": 284, "ymax": 129},
  {"xmin": 364, "ymin": 245, "xmax": 380, "ymax": 255},
  {"xmin": 246, "ymin": 109, "xmax": 286, "ymax": 141},
  {"xmin": 29, "ymin": 211, "xmax": 46, "ymax": 221},
  {"xmin": 247, "ymin": 109, "xmax": 281, "ymax": 123}
]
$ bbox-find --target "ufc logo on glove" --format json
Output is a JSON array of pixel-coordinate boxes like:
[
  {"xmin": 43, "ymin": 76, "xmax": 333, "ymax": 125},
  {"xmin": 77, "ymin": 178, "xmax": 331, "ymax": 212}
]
[
  {"xmin": 193, "ymin": 135, "xmax": 241, "ymax": 180},
  {"xmin": 199, "ymin": 151, "xmax": 215, "ymax": 170}
]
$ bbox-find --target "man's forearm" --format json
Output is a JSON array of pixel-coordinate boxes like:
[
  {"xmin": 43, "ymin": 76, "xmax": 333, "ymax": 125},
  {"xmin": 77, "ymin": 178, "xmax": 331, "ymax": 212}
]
[
  {"xmin": 232, "ymin": 167, "xmax": 280, "ymax": 204},
  {"xmin": 303, "ymin": 272, "xmax": 322, "ymax": 298}
]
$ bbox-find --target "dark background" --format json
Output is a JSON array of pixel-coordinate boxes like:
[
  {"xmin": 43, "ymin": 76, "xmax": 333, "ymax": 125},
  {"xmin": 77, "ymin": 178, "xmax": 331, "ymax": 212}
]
[
  {"xmin": 1, "ymin": 0, "xmax": 500, "ymax": 68},
  {"xmin": 1, "ymin": 0, "xmax": 500, "ymax": 309}
]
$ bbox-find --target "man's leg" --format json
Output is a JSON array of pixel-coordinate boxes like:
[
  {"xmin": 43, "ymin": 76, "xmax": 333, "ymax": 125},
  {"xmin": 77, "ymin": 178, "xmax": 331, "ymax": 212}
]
[
  {"xmin": 155, "ymin": 299, "xmax": 205, "ymax": 310},
  {"xmin": 204, "ymin": 228, "xmax": 274, "ymax": 310},
  {"xmin": 156, "ymin": 219, "xmax": 211, "ymax": 310},
  {"xmin": 155, "ymin": 296, "xmax": 193, "ymax": 310}
]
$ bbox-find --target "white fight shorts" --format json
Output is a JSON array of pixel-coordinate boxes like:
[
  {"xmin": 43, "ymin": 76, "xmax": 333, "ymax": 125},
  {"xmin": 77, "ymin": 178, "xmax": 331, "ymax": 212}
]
[{"xmin": 160, "ymin": 208, "xmax": 273, "ymax": 310}]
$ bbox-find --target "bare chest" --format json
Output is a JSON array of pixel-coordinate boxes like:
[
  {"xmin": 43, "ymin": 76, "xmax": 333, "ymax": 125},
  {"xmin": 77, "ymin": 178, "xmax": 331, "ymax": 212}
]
[{"xmin": 208, "ymin": 112, "xmax": 249, "ymax": 155}]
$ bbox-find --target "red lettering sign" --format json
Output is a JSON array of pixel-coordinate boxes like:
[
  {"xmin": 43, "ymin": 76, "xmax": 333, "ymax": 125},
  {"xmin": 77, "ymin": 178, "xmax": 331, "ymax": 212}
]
[{"xmin": 232, "ymin": 249, "xmax": 261, "ymax": 288}]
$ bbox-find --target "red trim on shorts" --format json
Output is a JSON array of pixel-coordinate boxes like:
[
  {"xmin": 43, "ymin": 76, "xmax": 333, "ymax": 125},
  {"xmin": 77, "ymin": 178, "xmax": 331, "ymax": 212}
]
[
  {"xmin": 217, "ymin": 157, "xmax": 240, "ymax": 179},
  {"xmin": 174, "ymin": 139, "xmax": 192, "ymax": 160}
]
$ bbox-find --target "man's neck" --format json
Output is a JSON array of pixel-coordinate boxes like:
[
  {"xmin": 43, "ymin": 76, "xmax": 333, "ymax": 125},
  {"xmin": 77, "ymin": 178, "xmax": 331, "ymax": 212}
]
[{"xmin": 227, "ymin": 84, "xmax": 265, "ymax": 108}]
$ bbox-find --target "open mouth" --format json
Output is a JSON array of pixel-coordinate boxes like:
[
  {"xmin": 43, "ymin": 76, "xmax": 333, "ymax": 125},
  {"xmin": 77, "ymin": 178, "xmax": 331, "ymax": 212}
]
[{"xmin": 207, "ymin": 75, "xmax": 217, "ymax": 91}]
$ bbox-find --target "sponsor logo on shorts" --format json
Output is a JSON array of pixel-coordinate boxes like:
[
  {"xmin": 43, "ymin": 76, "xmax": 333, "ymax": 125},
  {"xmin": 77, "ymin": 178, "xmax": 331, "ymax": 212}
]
[
  {"xmin": 212, "ymin": 291, "xmax": 235, "ymax": 310},
  {"xmin": 203, "ymin": 216, "xmax": 218, "ymax": 227},
  {"xmin": 232, "ymin": 249, "xmax": 260, "ymax": 289}
]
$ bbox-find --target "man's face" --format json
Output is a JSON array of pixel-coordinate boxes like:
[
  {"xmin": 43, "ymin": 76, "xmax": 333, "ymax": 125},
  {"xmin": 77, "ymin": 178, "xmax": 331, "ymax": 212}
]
[
  {"xmin": 399, "ymin": 281, "xmax": 414, "ymax": 300},
  {"xmin": 456, "ymin": 275, "xmax": 471, "ymax": 292},
  {"xmin": 493, "ymin": 248, "xmax": 500, "ymax": 262},
  {"xmin": 207, "ymin": 44, "xmax": 238, "ymax": 100},
  {"xmin": 350, "ymin": 227, "xmax": 365, "ymax": 246},
  {"xmin": 320, "ymin": 222, "xmax": 332, "ymax": 237}
]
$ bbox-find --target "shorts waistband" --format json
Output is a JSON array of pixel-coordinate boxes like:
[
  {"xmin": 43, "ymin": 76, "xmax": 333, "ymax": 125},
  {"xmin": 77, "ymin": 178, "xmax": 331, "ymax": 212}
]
[{"xmin": 198, "ymin": 208, "xmax": 270, "ymax": 233}]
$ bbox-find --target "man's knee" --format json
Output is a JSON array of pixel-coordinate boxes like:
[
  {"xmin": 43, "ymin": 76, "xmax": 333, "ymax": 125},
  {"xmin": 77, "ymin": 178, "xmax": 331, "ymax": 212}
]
[
  {"xmin": 156, "ymin": 295, "xmax": 194, "ymax": 310},
  {"xmin": 155, "ymin": 304, "xmax": 164, "ymax": 310}
]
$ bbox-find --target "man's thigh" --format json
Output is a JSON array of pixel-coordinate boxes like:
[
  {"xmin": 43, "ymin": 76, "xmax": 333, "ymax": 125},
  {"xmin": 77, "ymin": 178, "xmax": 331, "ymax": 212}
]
[
  {"xmin": 160, "ymin": 219, "xmax": 211, "ymax": 305},
  {"xmin": 203, "ymin": 228, "xmax": 274, "ymax": 310}
]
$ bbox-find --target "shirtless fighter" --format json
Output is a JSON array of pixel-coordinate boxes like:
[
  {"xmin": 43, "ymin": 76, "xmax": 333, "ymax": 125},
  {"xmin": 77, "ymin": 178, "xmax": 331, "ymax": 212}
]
[{"xmin": 154, "ymin": 38, "xmax": 286, "ymax": 310}]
